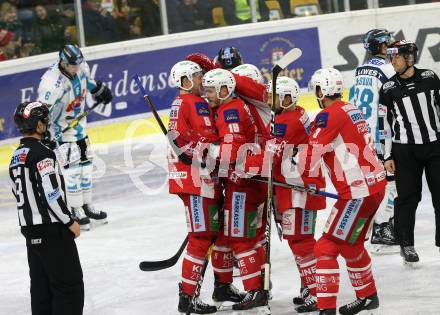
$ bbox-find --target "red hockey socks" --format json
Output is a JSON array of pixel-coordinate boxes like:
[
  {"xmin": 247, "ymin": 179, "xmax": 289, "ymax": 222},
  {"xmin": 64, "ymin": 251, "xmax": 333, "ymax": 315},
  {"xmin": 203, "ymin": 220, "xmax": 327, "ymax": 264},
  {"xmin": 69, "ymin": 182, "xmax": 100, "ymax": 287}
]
[
  {"xmin": 341, "ymin": 245, "xmax": 377, "ymax": 298},
  {"xmin": 181, "ymin": 235, "xmax": 212, "ymax": 296},
  {"xmin": 231, "ymin": 241, "xmax": 263, "ymax": 291},
  {"xmin": 289, "ymin": 238, "xmax": 317, "ymax": 296},
  {"xmin": 211, "ymin": 244, "xmax": 234, "ymax": 284},
  {"xmin": 314, "ymin": 238, "xmax": 340, "ymax": 309}
]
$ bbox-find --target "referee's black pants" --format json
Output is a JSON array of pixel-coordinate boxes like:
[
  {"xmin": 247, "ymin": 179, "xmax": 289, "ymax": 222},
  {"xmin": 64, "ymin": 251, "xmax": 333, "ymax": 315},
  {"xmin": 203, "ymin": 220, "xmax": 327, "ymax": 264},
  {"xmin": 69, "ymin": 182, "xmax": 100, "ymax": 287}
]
[
  {"xmin": 393, "ymin": 140, "xmax": 440, "ymax": 247},
  {"xmin": 21, "ymin": 224, "xmax": 84, "ymax": 315}
]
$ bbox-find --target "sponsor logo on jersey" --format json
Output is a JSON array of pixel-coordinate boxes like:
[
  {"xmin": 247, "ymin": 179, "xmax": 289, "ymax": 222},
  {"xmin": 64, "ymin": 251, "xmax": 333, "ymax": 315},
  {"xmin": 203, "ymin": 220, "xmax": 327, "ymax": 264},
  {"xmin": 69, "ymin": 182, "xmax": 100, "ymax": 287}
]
[
  {"xmin": 273, "ymin": 123, "xmax": 287, "ymax": 137},
  {"xmin": 357, "ymin": 122, "xmax": 369, "ymax": 134},
  {"xmin": 246, "ymin": 211, "xmax": 257, "ymax": 238},
  {"xmin": 301, "ymin": 210, "xmax": 314, "ymax": 234},
  {"xmin": 169, "ymin": 171, "xmax": 187, "ymax": 179},
  {"xmin": 170, "ymin": 105, "xmax": 179, "ymax": 119},
  {"xmin": 378, "ymin": 105, "xmax": 387, "ymax": 117},
  {"xmin": 66, "ymin": 89, "xmax": 85, "ymax": 112},
  {"xmin": 365, "ymin": 172, "xmax": 376, "ymax": 186},
  {"xmin": 190, "ymin": 196, "xmax": 206, "ymax": 232},
  {"xmin": 195, "ymin": 102, "xmax": 210, "ymax": 116},
  {"xmin": 342, "ymin": 104, "xmax": 357, "ymax": 112},
  {"xmin": 351, "ymin": 179, "xmax": 365, "ymax": 187},
  {"xmin": 224, "ymin": 109, "xmax": 240, "ymax": 123},
  {"xmin": 333, "ymin": 198, "xmax": 363, "ymax": 240},
  {"xmin": 46, "ymin": 188, "xmax": 60, "ymax": 202},
  {"xmin": 382, "ymin": 81, "xmax": 395, "ymax": 92},
  {"xmin": 376, "ymin": 171, "xmax": 386, "ymax": 182},
  {"xmin": 282, "ymin": 211, "xmax": 294, "ymax": 235},
  {"xmin": 348, "ymin": 217, "xmax": 367, "ymax": 244},
  {"xmin": 315, "ymin": 112, "xmax": 329, "ymax": 128},
  {"xmin": 168, "ymin": 121, "xmax": 177, "ymax": 130},
  {"xmin": 348, "ymin": 110, "xmax": 364, "ymax": 124},
  {"xmin": 420, "ymin": 70, "xmax": 435, "ymax": 79},
  {"xmin": 31, "ymin": 238, "xmax": 42, "ymax": 245},
  {"xmin": 231, "ymin": 192, "xmax": 245, "ymax": 237},
  {"xmin": 10, "ymin": 148, "xmax": 30, "ymax": 168},
  {"xmin": 37, "ymin": 158, "xmax": 55, "ymax": 177}
]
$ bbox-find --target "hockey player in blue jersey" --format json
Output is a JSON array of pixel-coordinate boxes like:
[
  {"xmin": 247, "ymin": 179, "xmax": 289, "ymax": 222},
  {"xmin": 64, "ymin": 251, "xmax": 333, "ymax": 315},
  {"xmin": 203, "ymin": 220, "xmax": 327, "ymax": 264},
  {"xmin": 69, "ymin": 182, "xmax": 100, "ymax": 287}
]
[
  {"xmin": 37, "ymin": 44, "xmax": 112, "ymax": 230},
  {"xmin": 349, "ymin": 29, "xmax": 399, "ymax": 253}
]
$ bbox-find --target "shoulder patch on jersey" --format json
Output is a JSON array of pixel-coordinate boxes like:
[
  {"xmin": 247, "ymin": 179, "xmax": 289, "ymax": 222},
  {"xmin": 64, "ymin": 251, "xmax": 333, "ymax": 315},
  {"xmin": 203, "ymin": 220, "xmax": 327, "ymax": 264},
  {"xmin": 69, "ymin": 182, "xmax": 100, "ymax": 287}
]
[
  {"xmin": 273, "ymin": 123, "xmax": 287, "ymax": 137},
  {"xmin": 315, "ymin": 112, "xmax": 329, "ymax": 128},
  {"xmin": 223, "ymin": 109, "xmax": 240, "ymax": 123},
  {"xmin": 10, "ymin": 148, "xmax": 30, "ymax": 168},
  {"xmin": 37, "ymin": 158, "xmax": 55, "ymax": 177},
  {"xmin": 195, "ymin": 102, "xmax": 210, "ymax": 116},
  {"xmin": 420, "ymin": 70, "xmax": 435, "ymax": 79},
  {"xmin": 382, "ymin": 81, "xmax": 395, "ymax": 92}
]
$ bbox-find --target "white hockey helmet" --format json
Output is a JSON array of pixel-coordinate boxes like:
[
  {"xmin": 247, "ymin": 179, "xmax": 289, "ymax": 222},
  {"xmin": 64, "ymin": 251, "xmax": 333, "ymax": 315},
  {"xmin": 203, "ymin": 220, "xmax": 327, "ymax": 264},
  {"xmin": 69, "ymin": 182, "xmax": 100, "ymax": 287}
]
[
  {"xmin": 267, "ymin": 76, "xmax": 300, "ymax": 109},
  {"xmin": 202, "ymin": 68, "xmax": 236, "ymax": 101},
  {"xmin": 231, "ymin": 63, "xmax": 264, "ymax": 84},
  {"xmin": 308, "ymin": 68, "xmax": 343, "ymax": 100},
  {"xmin": 170, "ymin": 60, "xmax": 202, "ymax": 91}
]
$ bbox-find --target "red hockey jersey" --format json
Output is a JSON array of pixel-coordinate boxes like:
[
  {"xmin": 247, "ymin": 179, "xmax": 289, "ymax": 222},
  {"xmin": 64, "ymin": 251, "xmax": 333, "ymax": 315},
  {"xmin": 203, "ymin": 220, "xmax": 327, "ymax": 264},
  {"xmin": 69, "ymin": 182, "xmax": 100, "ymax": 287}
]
[
  {"xmin": 271, "ymin": 106, "xmax": 326, "ymax": 211},
  {"xmin": 167, "ymin": 93, "xmax": 221, "ymax": 199},
  {"xmin": 299, "ymin": 100, "xmax": 386, "ymax": 200}
]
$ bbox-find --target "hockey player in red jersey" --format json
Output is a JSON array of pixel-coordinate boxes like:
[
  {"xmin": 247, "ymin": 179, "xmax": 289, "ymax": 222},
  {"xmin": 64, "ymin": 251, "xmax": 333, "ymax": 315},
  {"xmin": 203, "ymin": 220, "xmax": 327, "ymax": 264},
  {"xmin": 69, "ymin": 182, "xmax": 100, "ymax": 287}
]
[
  {"xmin": 301, "ymin": 68, "xmax": 386, "ymax": 315},
  {"xmin": 269, "ymin": 76, "xmax": 325, "ymax": 313},
  {"xmin": 202, "ymin": 68, "xmax": 270, "ymax": 313},
  {"xmin": 168, "ymin": 60, "xmax": 245, "ymax": 314}
]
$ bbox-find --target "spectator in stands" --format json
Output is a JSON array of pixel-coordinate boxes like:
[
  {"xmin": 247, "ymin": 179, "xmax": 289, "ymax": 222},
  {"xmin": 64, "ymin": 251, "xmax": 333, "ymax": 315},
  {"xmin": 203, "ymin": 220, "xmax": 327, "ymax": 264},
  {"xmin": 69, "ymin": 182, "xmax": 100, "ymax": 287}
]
[
  {"xmin": 31, "ymin": 4, "xmax": 65, "ymax": 54},
  {"xmin": 221, "ymin": 0, "xmax": 269, "ymax": 25},
  {"xmin": 0, "ymin": 2, "xmax": 23, "ymax": 39},
  {"xmin": 112, "ymin": 0, "xmax": 131, "ymax": 41},
  {"xmin": 128, "ymin": 0, "xmax": 161, "ymax": 38},
  {"xmin": 82, "ymin": 0, "xmax": 120, "ymax": 45},
  {"xmin": 0, "ymin": 28, "xmax": 21, "ymax": 60},
  {"xmin": 168, "ymin": 0, "xmax": 212, "ymax": 33}
]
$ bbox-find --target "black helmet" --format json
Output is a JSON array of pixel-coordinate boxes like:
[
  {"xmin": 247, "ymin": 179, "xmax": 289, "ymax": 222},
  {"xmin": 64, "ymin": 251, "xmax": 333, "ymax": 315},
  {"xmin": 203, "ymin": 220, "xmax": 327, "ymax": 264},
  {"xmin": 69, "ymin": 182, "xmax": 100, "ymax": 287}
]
[
  {"xmin": 14, "ymin": 102, "xmax": 49, "ymax": 133},
  {"xmin": 363, "ymin": 29, "xmax": 394, "ymax": 55},
  {"xmin": 217, "ymin": 46, "xmax": 243, "ymax": 69},
  {"xmin": 59, "ymin": 44, "xmax": 84, "ymax": 65},
  {"xmin": 387, "ymin": 40, "xmax": 418, "ymax": 64}
]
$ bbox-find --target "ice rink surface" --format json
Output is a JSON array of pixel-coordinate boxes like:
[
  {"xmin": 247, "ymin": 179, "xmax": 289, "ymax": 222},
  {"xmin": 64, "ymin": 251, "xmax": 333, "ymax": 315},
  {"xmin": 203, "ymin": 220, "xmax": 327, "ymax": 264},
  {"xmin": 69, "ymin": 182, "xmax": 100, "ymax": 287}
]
[{"xmin": 1, "ymin": 134, "xmax": 439, "ymax": 315}]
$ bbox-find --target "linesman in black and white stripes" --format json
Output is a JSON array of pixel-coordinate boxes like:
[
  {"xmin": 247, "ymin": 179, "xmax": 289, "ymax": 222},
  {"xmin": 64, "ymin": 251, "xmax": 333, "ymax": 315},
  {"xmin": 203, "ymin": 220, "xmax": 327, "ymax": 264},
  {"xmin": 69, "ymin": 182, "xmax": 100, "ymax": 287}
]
[
  {"xmin": 380, "ymin": 40, "xmax": 440, "ymax": 265},
  {"xmin": 9, "ymin": 101, "xmax": 84, "ymax": 315}
]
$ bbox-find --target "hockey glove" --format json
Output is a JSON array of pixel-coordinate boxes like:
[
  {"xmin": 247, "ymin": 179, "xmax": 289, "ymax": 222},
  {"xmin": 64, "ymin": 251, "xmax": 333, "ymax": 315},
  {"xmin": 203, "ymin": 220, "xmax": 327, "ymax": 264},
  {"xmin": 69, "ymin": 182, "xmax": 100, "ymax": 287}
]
[
  {"xmin": 186, "ymin": 53, "xmax": 219, "ymax": 73},
  {"xmin": 41, "ymin": 130, "xmax": 57, "ymax": 150},
  {"xmin": 92, "ymin": 80, "xmax": 112, "ymax": 104}
]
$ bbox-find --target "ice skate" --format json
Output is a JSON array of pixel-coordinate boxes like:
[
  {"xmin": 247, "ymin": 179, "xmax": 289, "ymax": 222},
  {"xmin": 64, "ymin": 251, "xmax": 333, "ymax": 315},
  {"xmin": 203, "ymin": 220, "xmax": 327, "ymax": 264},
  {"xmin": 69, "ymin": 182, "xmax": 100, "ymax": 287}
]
[
  {"xmin": 339, "ymin": 293, "xmax": 379, "ymax": 315},
  {"xmin": 83, "ymin": 204, "xmax": 108, "ymax": 225},
  {"xmin": 72, "ymin": 207, "xmax": 90, "ymax": 231}
]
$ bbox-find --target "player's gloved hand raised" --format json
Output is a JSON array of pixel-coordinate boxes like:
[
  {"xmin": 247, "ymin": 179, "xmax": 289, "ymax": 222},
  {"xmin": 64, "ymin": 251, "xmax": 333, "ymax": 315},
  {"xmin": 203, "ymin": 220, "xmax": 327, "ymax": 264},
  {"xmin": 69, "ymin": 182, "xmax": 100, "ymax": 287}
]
[
  {"xmin": 186, "ymin": 53, "xmax": 219, "ymax": 72},
  {"xmin": 92, "ymin": 80, "xmax": 112, "ymax": 105}
]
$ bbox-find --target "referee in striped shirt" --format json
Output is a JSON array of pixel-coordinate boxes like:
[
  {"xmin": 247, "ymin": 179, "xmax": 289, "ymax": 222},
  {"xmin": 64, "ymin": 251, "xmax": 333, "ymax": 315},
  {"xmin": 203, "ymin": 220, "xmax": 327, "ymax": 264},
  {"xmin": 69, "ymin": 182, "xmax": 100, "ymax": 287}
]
[
  {"xmin": 380, "ymin": 40, "xmax": 440, "ymax": 264},
  {"xmin": 9, "ymin": 101, "xmax": 83, "ymax": 315}
]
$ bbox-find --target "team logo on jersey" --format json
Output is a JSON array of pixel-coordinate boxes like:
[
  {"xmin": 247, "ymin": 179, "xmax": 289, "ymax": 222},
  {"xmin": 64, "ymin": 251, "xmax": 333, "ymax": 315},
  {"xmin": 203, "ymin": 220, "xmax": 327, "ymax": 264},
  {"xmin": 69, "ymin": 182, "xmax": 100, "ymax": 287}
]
[
  {"xmin": 382, "ymin": 81, "xmax": 395, "ymax": 92},
  {"xmin": 10, "ymin": 148, "xmax": 30, "ymax": 168},
  {"xmin": 333, "ymin": 199, "xmax": 363, "ymax": 241},
  {"xmin": 421, "ymin": 70, "xmax": 435, "ymax": 79},
  {"xmin": 231, "ymin": 192, "xmax": 246, "ymax": 237},
  {"xmin": 342, "ymin": 104, "xmax": 357, "ymax": 112},
  {"xmin": 195, "ymin": 102, "xmax": 210, "ymax": 116},
  {"xmin": 169, "ymin": 171, "xmax": 187, "ymax": 179},
  {"xmin": 273, "ymin": 123, "xmax": 287, "ymax": 137},
  {"xmin": 315, "ymin": 112, "xmax": 329, "ymax": 128},
  {"xmin": 224, "ymin": 109, "xmax": 240, "ymax": 123}
]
